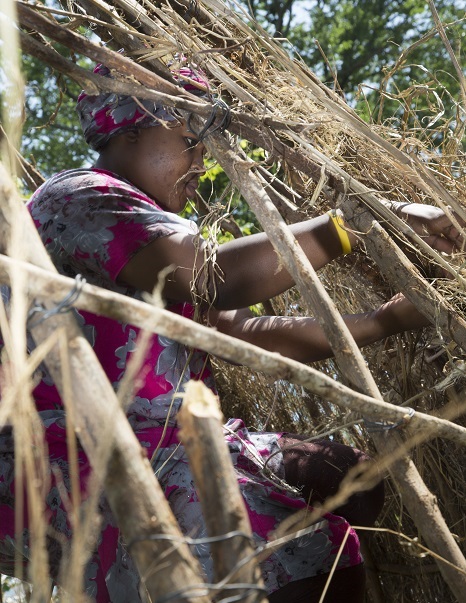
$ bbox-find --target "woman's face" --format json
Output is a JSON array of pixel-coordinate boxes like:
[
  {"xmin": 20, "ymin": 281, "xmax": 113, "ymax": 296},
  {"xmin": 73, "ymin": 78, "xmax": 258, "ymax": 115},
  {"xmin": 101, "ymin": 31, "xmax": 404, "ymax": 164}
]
[{"xmin": 117, "ymin": 120, "xmax": 206, "ymax": 213}]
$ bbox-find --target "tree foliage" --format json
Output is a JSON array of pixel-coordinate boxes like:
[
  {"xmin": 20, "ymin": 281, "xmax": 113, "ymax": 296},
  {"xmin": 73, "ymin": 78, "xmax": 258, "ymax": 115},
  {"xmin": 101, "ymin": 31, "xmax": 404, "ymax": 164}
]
[
  {"xmin": 21, "ymin": 49, "xmax": 95, "ymax": 183},
  {"xmin": 249, "ymin": 0, "xmax": 466, "ymax": 121}
]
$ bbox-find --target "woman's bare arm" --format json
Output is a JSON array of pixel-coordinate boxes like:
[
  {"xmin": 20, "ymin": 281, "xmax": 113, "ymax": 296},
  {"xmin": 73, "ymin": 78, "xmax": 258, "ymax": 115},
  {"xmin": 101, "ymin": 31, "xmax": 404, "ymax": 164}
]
[
  {"xmin": 118, "ymin": 213, "xmax": 352, "ymax": 309},
  {"xmin": 208, "ymin": 294, "xmax": 429, "ymax": 363},
  {"xmin": 118, "ymin": 202, "xmax": 463, "ymax": 313}
]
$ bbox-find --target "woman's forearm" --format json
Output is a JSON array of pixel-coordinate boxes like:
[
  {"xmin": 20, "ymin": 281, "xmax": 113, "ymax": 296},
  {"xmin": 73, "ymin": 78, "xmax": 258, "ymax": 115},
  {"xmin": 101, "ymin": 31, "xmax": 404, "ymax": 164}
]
[
  {"xmin": 119, "ymin": 213, "xmax": 357, "ymax": 309},
  {"xmin": 214, "ymin": 213, "xmax": 357, "ymax": 309},
  {"xmin": 219, "ymin": 296, "xmax": 429, "ymax": 363}
]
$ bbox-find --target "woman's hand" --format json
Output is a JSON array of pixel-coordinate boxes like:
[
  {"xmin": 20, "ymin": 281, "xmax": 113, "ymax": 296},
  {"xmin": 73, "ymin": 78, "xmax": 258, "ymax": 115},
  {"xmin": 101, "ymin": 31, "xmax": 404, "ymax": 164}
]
[{"xmin": 398, "ymin": 203, "xmax": 465, "ymax": 254}]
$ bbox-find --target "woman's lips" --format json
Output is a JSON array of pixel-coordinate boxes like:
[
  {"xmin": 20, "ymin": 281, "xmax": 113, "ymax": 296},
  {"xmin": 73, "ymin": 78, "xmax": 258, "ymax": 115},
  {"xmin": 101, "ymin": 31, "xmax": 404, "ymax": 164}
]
[{"xmin": 185, "ymin": 178, "xmax": 199, "ymax": 198}]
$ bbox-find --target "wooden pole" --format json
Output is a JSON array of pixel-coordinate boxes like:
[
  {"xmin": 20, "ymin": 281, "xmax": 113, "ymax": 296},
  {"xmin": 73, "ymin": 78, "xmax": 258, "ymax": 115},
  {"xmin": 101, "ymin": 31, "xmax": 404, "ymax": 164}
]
[
  {"xmin": 178, "ymin": 381, "xmax": 266, "ymax": 603},
  {"xmin": 0, "ymin": 253, "xmax": 464, "ymax": 446},
  {"xmin": 198, "ymin": 130, "xmax": 466, "ymax": 602}
]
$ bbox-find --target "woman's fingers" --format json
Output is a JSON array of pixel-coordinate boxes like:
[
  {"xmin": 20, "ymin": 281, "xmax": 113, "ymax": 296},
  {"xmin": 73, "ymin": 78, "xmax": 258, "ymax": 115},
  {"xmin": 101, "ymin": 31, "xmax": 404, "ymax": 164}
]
[
  {"xmin": 442, "ymin": 221, "xmax": 465, "ymax": 249},
  {"xmin": 401, "ymin": 204, "xmax": 466, "ymax": 252},
  {"xmin": 421, "ymin": 234, "xmax": 456, "ymax": 255}
]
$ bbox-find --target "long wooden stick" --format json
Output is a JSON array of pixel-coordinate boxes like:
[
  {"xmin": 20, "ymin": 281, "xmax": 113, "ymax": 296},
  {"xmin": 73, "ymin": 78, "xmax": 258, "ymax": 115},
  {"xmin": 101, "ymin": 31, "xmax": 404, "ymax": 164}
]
[
  {"xmin": 178, "ymin": 381, "xmax": 266, "ymax": 603},
  {"xmin": 16, "ymin": 3, "xmax": 205, "ymax": 104},
  {"xmin": 0, "ymin": 253, "xmax": 464, "ymax": 446},
  {"xmin": 198, "ymin": 130, "xmax": 466, "ymax": 601}
]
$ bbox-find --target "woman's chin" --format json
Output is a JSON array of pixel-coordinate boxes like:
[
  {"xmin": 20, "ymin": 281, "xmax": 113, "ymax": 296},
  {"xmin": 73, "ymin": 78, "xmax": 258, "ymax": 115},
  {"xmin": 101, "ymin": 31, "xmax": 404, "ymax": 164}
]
[{"xmin": 185, "ymin": 183, "xmax": 198, "ymax": 199}]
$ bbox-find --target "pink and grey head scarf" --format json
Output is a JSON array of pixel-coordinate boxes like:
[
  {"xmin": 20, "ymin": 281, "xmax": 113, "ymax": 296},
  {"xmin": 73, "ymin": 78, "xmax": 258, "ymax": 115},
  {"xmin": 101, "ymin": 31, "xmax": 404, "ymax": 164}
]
[{"xmin": 77, "ymin": 63, "xmax": 210, "ymax": 151}]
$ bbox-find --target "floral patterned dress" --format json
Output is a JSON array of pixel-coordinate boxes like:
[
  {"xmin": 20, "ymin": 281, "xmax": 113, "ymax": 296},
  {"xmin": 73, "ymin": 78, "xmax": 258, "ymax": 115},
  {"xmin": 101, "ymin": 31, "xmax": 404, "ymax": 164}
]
[{"xmin": 0, "ymin": 168, "xmax": 361, "ymax": 601}]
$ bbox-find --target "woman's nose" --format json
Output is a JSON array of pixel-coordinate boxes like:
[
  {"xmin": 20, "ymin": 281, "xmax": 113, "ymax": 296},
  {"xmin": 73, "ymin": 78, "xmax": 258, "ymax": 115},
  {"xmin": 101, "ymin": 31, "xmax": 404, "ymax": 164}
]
[{"xmin": 192, "ymin": 145, "xmax": 207, "ymax": 172}]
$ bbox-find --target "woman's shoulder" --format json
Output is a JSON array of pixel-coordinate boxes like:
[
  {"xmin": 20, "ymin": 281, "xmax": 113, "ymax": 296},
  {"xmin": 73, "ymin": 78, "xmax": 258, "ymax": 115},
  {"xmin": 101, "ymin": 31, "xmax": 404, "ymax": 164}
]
[
  {"xmin": 28, "ymin": 167, "xmax": 199, "ymax": 236},
  {"xmin": 29, "ymin": 167, "xmax": 152, "ymax": 206}
]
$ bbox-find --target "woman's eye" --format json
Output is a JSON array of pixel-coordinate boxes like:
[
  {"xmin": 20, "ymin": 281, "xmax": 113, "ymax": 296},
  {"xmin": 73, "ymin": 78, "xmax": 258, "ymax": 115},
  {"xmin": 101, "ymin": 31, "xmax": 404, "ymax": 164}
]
[{"xmin": 184, "ymin": 137, "xmax": 198, "ymax": 149}]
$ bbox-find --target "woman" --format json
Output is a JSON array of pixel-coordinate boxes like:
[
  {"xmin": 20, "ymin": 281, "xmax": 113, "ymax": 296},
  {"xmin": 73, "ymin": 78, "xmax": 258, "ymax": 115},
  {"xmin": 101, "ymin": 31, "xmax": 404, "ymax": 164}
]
[{"xmin": 0, "ymin": 62, "xmax": 462, "ymax": 602}]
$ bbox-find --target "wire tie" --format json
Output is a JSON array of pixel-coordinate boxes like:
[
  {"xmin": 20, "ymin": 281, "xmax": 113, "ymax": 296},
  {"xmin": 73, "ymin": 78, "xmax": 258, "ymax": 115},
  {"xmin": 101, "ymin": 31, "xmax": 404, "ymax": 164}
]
[
  {"xmin": 127, "ymin": 529, "xmax": 254, "ymax": 552},
  {"xmin": 188, "ymin": 97, "xmax": 231, "ymax": 141},
  {"xmin": 364, "ymin": 407, "xmax": 415, "ymax": 433},
  {"xmin": 28, "ymin": 274, "xmax": 86, "ymax": 328},
  {"xmin": 182, "ymin": 0, "xmax": 200, "ymax": 21}
]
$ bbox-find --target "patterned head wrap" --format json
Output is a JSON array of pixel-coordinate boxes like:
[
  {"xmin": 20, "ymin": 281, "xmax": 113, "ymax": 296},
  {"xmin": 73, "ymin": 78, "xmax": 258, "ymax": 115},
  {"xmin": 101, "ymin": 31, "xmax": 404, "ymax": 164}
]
[{"xmin": 77, "ymin": 63, "xmax": 210, "ymax": 151}]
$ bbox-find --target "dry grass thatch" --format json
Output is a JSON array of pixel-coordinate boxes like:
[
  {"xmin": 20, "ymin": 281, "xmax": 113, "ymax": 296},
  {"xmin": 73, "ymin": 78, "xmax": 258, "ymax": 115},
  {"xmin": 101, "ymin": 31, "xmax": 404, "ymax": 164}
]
[{"xmin": 1, "ymin": 0, "xmax": 466, "ymax": 601}]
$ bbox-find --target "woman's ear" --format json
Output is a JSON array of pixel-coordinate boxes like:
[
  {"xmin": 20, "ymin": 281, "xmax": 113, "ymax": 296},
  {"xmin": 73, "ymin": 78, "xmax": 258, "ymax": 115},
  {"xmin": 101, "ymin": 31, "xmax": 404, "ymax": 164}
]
[{"xmin": 124, "ymin": 128, "xmax": 140, "ymax": 144}]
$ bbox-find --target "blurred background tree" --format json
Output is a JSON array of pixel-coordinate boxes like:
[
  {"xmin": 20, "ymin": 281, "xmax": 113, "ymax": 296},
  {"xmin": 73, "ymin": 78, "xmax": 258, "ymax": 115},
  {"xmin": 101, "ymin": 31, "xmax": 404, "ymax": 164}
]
[{"xmin": 248, "ymin": 0, "xmax": 465, "ymax": 105}]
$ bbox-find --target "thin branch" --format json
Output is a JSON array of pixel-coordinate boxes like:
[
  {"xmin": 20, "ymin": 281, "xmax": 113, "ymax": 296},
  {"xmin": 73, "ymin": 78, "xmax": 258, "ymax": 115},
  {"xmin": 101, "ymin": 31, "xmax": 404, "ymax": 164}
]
[{"xmin": 427, "ymin": 0, "xmax": 466, "ymax": 109}]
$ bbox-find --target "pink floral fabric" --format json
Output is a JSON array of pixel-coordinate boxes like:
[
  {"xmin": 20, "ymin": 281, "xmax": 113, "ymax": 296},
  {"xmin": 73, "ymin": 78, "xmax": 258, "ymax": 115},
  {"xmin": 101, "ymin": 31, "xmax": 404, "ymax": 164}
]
[
  {"xmin": 77, "ymin": 63, "xmax": 210, "ymax": 150},
  {"xmin": 0, "ymin": 168, "xmax": 361, "ymax": 601}
]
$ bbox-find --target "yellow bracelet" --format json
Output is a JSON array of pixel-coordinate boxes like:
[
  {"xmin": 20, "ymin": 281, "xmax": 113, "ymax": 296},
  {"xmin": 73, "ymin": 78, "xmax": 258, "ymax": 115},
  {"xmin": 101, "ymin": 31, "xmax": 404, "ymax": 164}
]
[{"xmin": 327, "ymin": 209, "xmax": 352, "ymax": 255}]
